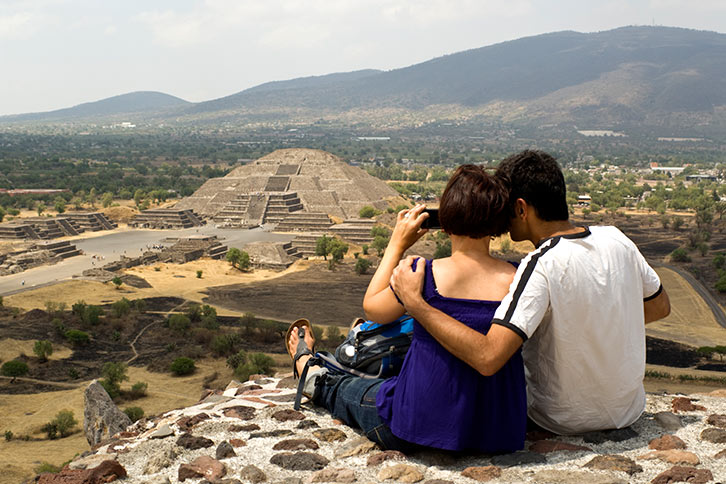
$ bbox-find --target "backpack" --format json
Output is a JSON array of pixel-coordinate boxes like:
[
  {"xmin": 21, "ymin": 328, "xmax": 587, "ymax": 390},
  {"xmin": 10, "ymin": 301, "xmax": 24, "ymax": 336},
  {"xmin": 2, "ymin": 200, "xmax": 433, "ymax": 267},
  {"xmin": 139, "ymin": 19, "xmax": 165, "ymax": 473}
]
[{"xmin": 293, "ymin": 316, "xmax": 414, "ymax": 410}]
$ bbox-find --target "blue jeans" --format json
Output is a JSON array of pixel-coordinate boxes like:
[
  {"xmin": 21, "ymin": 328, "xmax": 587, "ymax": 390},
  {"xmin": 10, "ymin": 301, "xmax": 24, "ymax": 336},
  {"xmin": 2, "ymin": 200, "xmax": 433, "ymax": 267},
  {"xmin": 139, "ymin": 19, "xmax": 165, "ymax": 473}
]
[{"xmin": 312, "ymin": 372, "xmax": 420, "ymax": 452}]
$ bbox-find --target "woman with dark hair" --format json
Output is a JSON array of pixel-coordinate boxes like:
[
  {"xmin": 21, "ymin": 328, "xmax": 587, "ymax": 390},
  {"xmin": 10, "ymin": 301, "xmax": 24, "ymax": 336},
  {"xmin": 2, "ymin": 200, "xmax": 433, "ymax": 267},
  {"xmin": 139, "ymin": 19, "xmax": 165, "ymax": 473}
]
[{"xmin": 287, "ymin": 164, "xmax": 526, "ymax": 453}]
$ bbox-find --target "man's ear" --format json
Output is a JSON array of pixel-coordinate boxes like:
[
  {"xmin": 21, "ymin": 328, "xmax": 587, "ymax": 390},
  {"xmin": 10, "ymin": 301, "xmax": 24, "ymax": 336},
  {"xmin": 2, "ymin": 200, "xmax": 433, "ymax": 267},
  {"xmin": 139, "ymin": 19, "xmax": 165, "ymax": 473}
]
[{"xmin": 514, "ymin": 198, "xmax": 528, "ymax": 218}]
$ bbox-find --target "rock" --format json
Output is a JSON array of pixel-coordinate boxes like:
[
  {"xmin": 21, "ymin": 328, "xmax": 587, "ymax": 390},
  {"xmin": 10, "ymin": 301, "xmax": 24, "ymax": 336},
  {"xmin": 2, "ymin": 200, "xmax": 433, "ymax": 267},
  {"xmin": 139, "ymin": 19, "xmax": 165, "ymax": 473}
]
[
  {"xmin": 229, "ymin": 423, "xmax": 260, "ymax": 432},
  {"xmin": 264, "ymin": 394, "xmax": 297, "ymax": 403},
  {"xmin": 461, "ymin": 466, "xmax": 502, "ymax": 482},
  {"xmin": 649, "ymin": 434, "xmax": 687, "ymax": 450},
  {"xmin": 250, "ymin": 429, "xmax": 294, "ymax": 439},
  {"xmin": 239, "ymin": 464, "xmax": 267, "ymax": 483},
  {"xmin": 176, "ymin": 413, "xmax": 211, "ymax": 431},
  {"xmin": 223, "ymin": 406, "xmax": 256, "ymax": 420},
  {"xmin": 83, "ymin": 380, "xmax": 133, "ymax": 447},
  {"xmin": 273, "ymin": 479, "xmax": 302, "ymax": 484},
  {"xmin": 654, "ymin": 412, "xmax": 683, "ymax": 431},
  {"xmin": 149, "ymin": 424, "xmax": 174, "ymax": 439},
  {"xmin": 176, "ymin": 433, "xmax": 214, "ymax": 450},
  {"xmin": 140, "ymin": 477, "xmax": 171, "ymax": 484},
  {"xmin": 491, "ymin": 451, "xmax": 547, "ymax": 467},
  {"xmin": 296, "ymin": 420, "xmax": 319, "ymax": 429},
  {"xmin": 377, "ymin": 463, "xmax": 425, "ymax": 483},
  {"xmin": 422, "ymin": 481, "xmax": 455, "ymax": 484},
  {"xmin": 178, "ymin": 456, "xmax": 227, "ymax": 482},
  {"xmin": 671, "ymin": 397, "xmax": 706, "ymax": 413},
  {"xmin": 367, "ymin": 450, "xmax": 407, "ymax": 466},
  {"xmin": 701, "ymin": 427, "xmax": 726, "ymax": 443},
  {"xmin": 276, "ymin": 376, "xmax": 297, "ymax": 389},
  {"xmin": 335, "ymin": 436, "xmax": 377, "ymax": 458},
  {"xmin": 143, "ymin": 447, "xmax": 178, "ymax": 474},
  {"xmin": 639, "ymin": 450, "xmax": 700, "ymax": 465},
  {"xmin": 715, "ymin": 448, "xmax": 726, "ymax": 459},
  {"xmin": 272, "ymin": 409, "xmax": 306, "ymax": 421},
  {"xmin": 67, "ymin": 453, "xmax": 117, "ymax": 470},
  {"xmin": 38, "ymin": 459, "xmax": 127, "ymax": 484},
  {"xmin": 707, "ymin": 414, "xmax": 726, "ymax": 428},
  {"xmin": 269, "ymin": 452, "xmax": 330, "ymax": 471},
  {"xmin": 310, "ymin": 468, "xmax": 356, "ymax": 483},
  {"xmin": 582, "ymin": 427, "xmax": 638, "ymax": 444},
  {"xmin": 532, "ymin": 470, "xmax": 627, "ymax": 484},
  {"xmin": 583, "ymin": 455, "xmax": 642, "ymax": 475},
  {"xmin": 415, "ymin": 450, "xmax": 457, "ymax": 467},
  {"xmin": 529, "ymin": 440, "xmax": 592, "ymax": 453},
  {"xmin": 651, "ymin": 466, "xmax": 713, "ymax": 484},
  {"xmin": 313, "ymin": 428, "xmax": 347, "ymax": 442},
  {"xmin": 230, "ymin": 438, "xmax": 246, "ymax": 447},
  {"xmin": 526, "ymin": 429, "xmax": 556, "ymax": 441},
  {"xmin": 216, "ymin": 441, "xmax": 237, "ymax": 459},
  {"xmin": 272, "ymin": 438, "xmax": 319, "ymax": 451}
]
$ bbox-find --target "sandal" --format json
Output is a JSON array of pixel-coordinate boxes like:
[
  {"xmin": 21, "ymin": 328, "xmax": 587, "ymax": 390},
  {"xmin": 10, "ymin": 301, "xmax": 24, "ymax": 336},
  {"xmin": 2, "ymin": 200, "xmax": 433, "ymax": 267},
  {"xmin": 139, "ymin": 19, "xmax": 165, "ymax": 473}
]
[{"xmin": 285, "ymin": 318, "xmax": 316, "ymax": 379}]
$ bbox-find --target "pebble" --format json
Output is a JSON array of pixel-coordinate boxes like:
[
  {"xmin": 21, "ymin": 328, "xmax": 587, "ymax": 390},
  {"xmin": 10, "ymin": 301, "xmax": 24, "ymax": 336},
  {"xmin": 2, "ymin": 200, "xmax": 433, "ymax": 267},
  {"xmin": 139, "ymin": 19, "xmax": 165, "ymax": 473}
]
[
  {"xmin": 249, "ymin": 429, "xmax": 294, "ymax": 439},
  {"xmin": 216, "ymin": 440, "xmax": 237, "ymax": 459},
  {"xmin": 532, "ymin": 469, "xmax": 627, "ymax": 484},
  {"xmin": 648, "ymin": 434, "xmax": 687, "ymax": 450},
  {"xmin": 176, "ymin": 433, "xmax": 214, "ymax": 450},
  {"xmin": 491, "ymin": 451, "xmax": 547, "ymax": 467},
  {"xmin": 229, "ymin": 438, "xmax": 246, "ymax": 447},
  {"xmin": 650, "ymin": 465, "xmax": 713, "ymax": 484},
  {"xmin": 377, "ymin": 463, "xmax": 425, "ymax": 483},
  {"xmin": 178, "ymin": 456, "xmax": 226, "ymax": 482},
  {"xmin": 671, "ymin": 397, "xmax": 706, "ymax": 413},
  {"xmin": 334, "ymin": 436, "xmax": 377, "ymax": 458},
  {"xmin": 239, "ymin": 464, "xmax": 267, "ymax": 483},
  {"xmin": 273, "ymin": 438, "xmax": 320, "ymax": 451},
  {"xmin": 639, "ymin": 449, "xmax": 700, "ymax": 465},
  {"xmin": 584, "ymin": 455, "xmax": 642, "ymax": 475},
  {"xmin": 269, "ymin": 451, "xmax": 330, "ymax": 471},
  {"xmin": 297, "ymin": 419, "xmax": 320, "ymax": 429},
  {"xmin": 223, "ymin": 406, "xmax": 256, "ymax": 420},
  {"xmin": 176, "ymin": 413, "xmax": 211, "ymax": 431},
  {"xmin": 143, "ymin": 447, "xmax": 178, "ymax": 474},
  {"xmin": 700, "ymin": 427, "xmax": 726, "ymax": 443},
  {"xmin": 654, "ymin": 411, "xmax": 683, "ymax": 431},
  {"xmin": 461, "ymin": 466, "xmax": 502, "ymax": 482},
  {"xmin": 37, "ymin": 460, "xmax": 127, "ymax": 484},
  {"xmin": 313, "ymin": 428, "xmax": 347, "ymax": 442},
  {"xmin": 582, "ymin": 427, "xmax": 638, "ymax": 443},
  {"xmin": 149, "ymin": 424, "xmax": 174, "ymax": 439},
  {"xmin": 229, "ymin": 423, "xmax": 260, "ymax": 432},
  {"xmin": 529, "ymin": 440, "xmax": 592, "ymax": 453},
  {"xmin": 309, "ymin": 468, "xmax": 356, "ymax": 483},
  {"xmin": 272, "ymin": 409, "xmax": 306, "ymax": 421},
  {"xmin": 367, "ymin": 450, "xmax": 406, "ymax": 466},
  {"xmin": 707, "ymin": 414, "xmax": 726, "ymax": 428}
]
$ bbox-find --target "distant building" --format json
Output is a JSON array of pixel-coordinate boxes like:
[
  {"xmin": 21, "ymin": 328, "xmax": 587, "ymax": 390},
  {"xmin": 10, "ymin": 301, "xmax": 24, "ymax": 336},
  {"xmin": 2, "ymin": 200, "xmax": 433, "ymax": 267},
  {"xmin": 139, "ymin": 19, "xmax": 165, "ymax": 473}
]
[
  {"xmin": 577, "ymin": 195, "xmax": 591, "ymax": 206},
  {"xmin": 0, "ymin": 188, "xmax": 69, "ymax": 196},
  {"xmin": 686, "ymin": 174, "xmax": 717, "ymax": 183},
  {"xmin": 649, "ymin": 162, "xmax": 686, "ymax": 175}
]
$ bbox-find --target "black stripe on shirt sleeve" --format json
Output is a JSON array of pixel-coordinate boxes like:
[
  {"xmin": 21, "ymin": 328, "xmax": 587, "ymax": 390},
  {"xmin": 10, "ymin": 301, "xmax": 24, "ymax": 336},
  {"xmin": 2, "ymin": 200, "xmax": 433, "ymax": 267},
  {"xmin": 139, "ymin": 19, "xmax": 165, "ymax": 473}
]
[
  {"xmin": 491, "ymin": 319, "xmax": 528, "ymax": 342},
  {"xmin": 644, "ymin": 284, "xmax": 663, "ymax": 302},
  {"xmin": 500, "ymin": 237, "xmax": 561, "ymax": 325}
]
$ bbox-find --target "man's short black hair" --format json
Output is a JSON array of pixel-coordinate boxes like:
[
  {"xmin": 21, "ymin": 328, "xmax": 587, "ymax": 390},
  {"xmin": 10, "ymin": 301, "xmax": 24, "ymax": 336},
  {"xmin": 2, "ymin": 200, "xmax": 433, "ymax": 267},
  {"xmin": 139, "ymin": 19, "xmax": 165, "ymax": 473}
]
[
  {"xmin": 495, "ymin": 150, "xmax": 569, "ymax": 221},
  {"xmin": 439, "ymin": 164, "xmax": 510, "ymax": 238}
]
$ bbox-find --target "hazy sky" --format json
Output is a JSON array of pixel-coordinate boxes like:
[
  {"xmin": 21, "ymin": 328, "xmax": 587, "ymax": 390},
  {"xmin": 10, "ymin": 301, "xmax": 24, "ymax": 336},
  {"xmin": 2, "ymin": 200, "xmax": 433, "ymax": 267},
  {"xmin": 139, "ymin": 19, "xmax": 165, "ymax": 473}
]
[{"xmin": 1, "ymin": 0, "xmax": 725, "ymax": 116}]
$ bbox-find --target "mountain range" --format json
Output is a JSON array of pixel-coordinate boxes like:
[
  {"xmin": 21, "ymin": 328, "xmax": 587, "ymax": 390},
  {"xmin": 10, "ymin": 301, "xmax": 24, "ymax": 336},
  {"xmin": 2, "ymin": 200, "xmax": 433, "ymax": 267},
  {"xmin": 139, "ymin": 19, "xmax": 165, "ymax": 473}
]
[{"xmin": 4, "ymin": 26, "xmax": 726, "ymax": 132}]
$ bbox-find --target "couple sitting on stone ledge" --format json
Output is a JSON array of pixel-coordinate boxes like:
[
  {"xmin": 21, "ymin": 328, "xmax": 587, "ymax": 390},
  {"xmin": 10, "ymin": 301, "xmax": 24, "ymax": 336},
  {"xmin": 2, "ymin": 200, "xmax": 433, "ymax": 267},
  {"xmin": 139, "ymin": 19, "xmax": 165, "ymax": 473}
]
[{"xmin": 286, "ymin": 149, "xmax": 672, "ymax": 454}]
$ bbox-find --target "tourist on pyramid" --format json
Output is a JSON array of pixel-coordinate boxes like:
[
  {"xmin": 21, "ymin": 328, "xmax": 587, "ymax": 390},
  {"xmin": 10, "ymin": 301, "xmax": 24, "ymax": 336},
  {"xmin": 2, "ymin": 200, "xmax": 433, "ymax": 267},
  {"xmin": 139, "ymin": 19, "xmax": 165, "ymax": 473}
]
[
  {"xmin": 390, "ymin": 149, "xmax": 671, "ymax": 435},
  {"xmin": 287, "ymin": 164, "xmax": 527, "ymax": 452}
]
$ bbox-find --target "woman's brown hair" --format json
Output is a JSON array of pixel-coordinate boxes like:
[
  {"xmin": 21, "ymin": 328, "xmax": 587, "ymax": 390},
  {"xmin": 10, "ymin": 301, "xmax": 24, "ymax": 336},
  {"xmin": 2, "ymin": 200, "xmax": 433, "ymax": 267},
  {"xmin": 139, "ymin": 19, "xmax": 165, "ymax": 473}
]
[{"xmin": 438, "ymin": 164, "xmax": 510, "ymax": 238}]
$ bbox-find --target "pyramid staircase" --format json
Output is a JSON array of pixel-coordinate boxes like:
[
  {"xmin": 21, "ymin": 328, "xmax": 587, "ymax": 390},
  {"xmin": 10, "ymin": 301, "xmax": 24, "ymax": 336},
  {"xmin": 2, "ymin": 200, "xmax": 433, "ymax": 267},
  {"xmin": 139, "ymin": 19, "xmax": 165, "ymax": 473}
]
[
  {"xmin": 329, "ymin": 219, "xmax": 377, "ymax": 245},
  {"xmin": 274, "ymin": 212, "xmax": 334, "ymax": 232},
  {"xmin": 130, "ymin": 209, "xmax": 204, "ymax": 229}
]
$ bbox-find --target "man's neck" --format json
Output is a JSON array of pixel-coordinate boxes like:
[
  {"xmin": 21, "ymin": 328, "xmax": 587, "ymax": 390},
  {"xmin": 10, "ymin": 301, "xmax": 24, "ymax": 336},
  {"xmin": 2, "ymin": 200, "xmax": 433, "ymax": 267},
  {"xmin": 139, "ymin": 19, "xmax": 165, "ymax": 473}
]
[{"xmin": 529, "ymin": 220, "xmax": 585, "ymax": 246}]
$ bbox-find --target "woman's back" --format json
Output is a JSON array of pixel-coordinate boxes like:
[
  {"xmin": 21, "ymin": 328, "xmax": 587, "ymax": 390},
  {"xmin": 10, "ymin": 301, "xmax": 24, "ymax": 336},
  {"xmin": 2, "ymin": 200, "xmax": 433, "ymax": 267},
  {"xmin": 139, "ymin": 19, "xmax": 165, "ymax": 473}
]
[{"xmin": 376, "ymin": 257, "xmax": 527, "ymax": 453}]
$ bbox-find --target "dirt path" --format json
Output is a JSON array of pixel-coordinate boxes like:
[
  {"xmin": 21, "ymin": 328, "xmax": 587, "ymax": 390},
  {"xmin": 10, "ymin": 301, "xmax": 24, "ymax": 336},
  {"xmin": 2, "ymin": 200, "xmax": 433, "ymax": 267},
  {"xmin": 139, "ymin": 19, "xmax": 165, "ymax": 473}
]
[
  {"xmin": 126, "ymin": 301, "xmax": 188, "ymax": 364},
  {"xmin": 655, "ymin": 262, "xmax": 726, "ymax": 330},
  {"xmin": 0, "ymin": 375, "xmax": 79, "ymax": 389}
]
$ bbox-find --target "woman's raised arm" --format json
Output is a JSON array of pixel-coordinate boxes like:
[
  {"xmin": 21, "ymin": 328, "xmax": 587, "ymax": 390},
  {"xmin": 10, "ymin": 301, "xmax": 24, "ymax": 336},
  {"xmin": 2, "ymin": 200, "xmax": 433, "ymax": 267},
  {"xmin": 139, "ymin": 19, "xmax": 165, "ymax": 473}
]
[{"xmin": 363, "ymin": 204, "xmax": 429, "ymax": 324}]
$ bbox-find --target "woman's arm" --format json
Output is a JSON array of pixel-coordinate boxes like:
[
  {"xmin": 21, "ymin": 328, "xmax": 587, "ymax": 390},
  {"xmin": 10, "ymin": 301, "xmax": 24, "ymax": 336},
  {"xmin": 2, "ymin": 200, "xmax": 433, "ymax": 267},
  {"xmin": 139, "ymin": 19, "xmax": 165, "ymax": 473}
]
[{"xmin": 363, "ymin": 204, "xmax": 430, "ymax": 324}]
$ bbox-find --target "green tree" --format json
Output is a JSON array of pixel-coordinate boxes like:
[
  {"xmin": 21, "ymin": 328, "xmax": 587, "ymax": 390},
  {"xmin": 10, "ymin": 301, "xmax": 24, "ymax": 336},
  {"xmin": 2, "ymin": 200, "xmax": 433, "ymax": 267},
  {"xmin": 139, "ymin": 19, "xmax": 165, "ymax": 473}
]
[
  {"xmin": 53, "ymin": 410, "xmax": 77, "ymax": 438},
  {"xmin": 714, "ymin": 253, "xmax": 725, "ymax": 270},
  {"xmin": 329, "ymin": 238, "xmax": 348, "ymax": 263},
  {"xmin": 0, "ymin": 206, "xmax": 5, "ymax": 223},
  {"xmin": 36, "ymin": 202, "xmax": 46, "ymax": 216},
  {"xmin": 315, "ymin": 235, "xmax": 332, "ymax": 260},
  {"xmin": 54, "ymin": 198, "xmax": 65, "ymax": 214},
  {"xmin": 355, "ymin": 257, "xmax": 371, "ymax": 275},
  {"xmin": 1, "ymin": 360, "xmax": 29, "ymax": 382},
  {"xmin": 234, "ymin": 352, "xmax": 275, "ymax": 381},
  {"xmin": 100, "ymin": 362, "xmax": 129, "ymax": 398},
  {"xmin": 168, "ymin": 314, "xmax": 191, "ymax": 334},
  {"xmin": 226, "ymin": 247, "xmax": 250, "ymax": 270},
  {"xmin": 170, "ymin": 357, "xmax": 196, "ymax": 376},
  {"xmin": 33, "ymin": 340, "xmax": 53, "ymax": 362},
  {"xmin": 111, "ymin": 276, "xmax": 122, "ymax": 290},
  {"xmin": 371, "ymin": 235, "xmax": 389, "ymax": 256},
  {"xmin": 128, "ymin": 382, "xmax": 148, "ymax": 399},
  {"xmin": 123, "ymin": 407, "xmax": 144, "ymax": 422},
  {"xmin": 358, "ymin": 205, "xmax": 377, "ymax": 218},
  {"xmin": 670, "ymin": 248, "xmax": 691, "ymax": 263},
  {"xmin": 64, "ymin": 329, "xmax": 90, "ymax": 346},
  {"xmin": 111, "ymin": 298, "xmax": 131, "ymax": 318}
]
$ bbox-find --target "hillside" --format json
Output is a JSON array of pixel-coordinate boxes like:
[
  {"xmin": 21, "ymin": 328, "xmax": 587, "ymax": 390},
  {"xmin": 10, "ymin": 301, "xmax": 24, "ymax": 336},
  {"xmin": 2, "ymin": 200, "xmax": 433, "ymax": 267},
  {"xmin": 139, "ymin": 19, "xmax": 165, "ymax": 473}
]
[{"xmin": 3, "ymin": 26, "xmax": 726, "ymax": 133}]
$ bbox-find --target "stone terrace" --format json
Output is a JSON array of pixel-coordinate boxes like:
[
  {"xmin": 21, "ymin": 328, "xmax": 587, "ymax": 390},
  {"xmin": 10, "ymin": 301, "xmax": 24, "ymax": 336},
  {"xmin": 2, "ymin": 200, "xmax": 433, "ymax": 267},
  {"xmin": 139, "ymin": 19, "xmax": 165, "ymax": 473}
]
[
  {"xmin": 41, "ymin": 378, "xmax": 726, "ymax": 484},
  {"xmin": 130, "ymin": 209, "xmax": 205, "ymax": 229},
  {"xmin": 0, "ymin": 212, "xmax": 116, "ymax": 240}
]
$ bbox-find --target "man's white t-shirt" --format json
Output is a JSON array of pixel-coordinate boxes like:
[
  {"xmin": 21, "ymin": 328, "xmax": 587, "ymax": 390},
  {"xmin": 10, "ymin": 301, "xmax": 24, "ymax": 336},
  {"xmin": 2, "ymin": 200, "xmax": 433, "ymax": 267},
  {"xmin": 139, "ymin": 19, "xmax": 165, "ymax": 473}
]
[{"xmin": 492, "ymin": 226, "xmax": 662, "ymax": 435}]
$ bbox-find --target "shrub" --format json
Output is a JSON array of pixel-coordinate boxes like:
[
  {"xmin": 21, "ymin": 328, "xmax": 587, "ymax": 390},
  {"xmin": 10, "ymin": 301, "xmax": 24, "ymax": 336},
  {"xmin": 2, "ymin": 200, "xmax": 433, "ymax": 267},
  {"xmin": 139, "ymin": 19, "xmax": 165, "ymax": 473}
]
[
  {"xmin": 65, "ymin": 329, "xmax": 90, "ymax": 346},
  {"xmin": 168, "ymin": 314, "xmax": 191, "ymax": 334},
  {"xmin": 714, "ymin": 253, "xmax": 725, "ymax": 270},
  {"xmin": 358, "ymin": 205, "xmax": 378, "ymax": 218},
  {"xmin": 361, "ymin": 244, "xmax": 369, "ymax": 255},
  {"xmin": 239, "ymin": 312, "xmax": 256, "ymax": 336},
  {"xmin": 34, "ymin": 462, "xmax": 62, "ymax": 474},
  {"xmin": 196, "ymin": 270, "xmax": 203, "ymax": 279},
  {"xmin": 201, "ymin": 305, "xmax": 218, "ymax": 329},
  {"xmin": 33, "ymin": 340, "xmax": 53, "ymax": 362},
  {"xmin": 0, "ymin": 295, "xmax": 3, "ymax": 307},
  {"xmin": 370, "ymin": 225, "xmax": 391, "ymax": 238},
  {"xmin": 371, "ymin": 235, "xmax": 388, "ymax": 256},
  {"xmin": 434, "ymin": 239, "xmax": 452, "ymax": 259},
  {"xmin": 670, "ymin": 248, "xmax": 691, "ymax": 263},
  {"xmin": 5, "ymin": 430, "xmax": 13, "ymax": 441},
  {"xmin": 42, "ymin": 410, "xmax": 77, "ymax": 439},
  {"xmin": 234, "ymin": 352, "xmax": 275, "ymax": 381},
  {"xmin": 128, "ymin": 382, "xmax": 148, "ymax": 399},
  {"xmin": 123, "ymin": 407, "xmax": 144, "ymax": 423},
  {"xmin": 716, "ymin": 273, "xmax": 726, "ymax": 293},
  {"xmin": 100, "ymin": 362, "xmax": 128, "ymax": 398},
  {"xmin": 68, "ymin": 368, "xmax": 79, "ymax": 380},
  {"xmin": 1, "ymin": 360, "xmax": 29, "ymax": 382},
  {"xmin": 111, "ymin": 298, "xmax": 131, "ymax": 318},
  {"xmin": 226, "ymin": 350, "xmax": 247, "ymax": 370},
  {"xmin": 111, "ymin": 276, "xmax": 123, "ymax": 289},
  {"xmin": 71, "ymin": 300, "xmax": 87, "ymax": 318},
  {"xmin": 185, "ymin": 304, "xmax": 202, "ymax": 322},
  {"xmin": 133, "ymin": 299, "xmax": 146, "ymax": 313},
  {"xmin": 211, "ymin": 333, "xmax": 241, "ymax": 357},
  {"xmin": 226, "ymin": 247, "xmax": 251, "ymax": 270},
  {"xmin": 355, "ymin": 257, "xmax": 371, "ymax": 275},
  {"xmin": 170, "ymin": 357, "xmax": 196, "ymax": 376},
  {"xmin": 325, "ymin": 325, "xmax": 343, "ymax": 345}
]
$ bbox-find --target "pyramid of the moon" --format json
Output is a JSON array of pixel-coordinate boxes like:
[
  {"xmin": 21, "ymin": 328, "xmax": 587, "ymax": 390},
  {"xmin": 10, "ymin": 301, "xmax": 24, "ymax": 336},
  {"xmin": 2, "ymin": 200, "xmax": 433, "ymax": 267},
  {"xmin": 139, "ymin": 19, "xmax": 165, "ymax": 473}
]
[{"xmin": 175, "ymin": 148, "xmax": 400, "ymax": 224}]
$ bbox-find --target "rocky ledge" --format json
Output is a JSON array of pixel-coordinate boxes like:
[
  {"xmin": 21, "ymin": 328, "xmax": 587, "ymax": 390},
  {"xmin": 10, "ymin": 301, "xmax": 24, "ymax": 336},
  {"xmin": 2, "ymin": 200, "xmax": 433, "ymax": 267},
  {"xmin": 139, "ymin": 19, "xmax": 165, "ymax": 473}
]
[{"xmin": 37, "ymin": 378, "xmax": 726, "ymax": 484}]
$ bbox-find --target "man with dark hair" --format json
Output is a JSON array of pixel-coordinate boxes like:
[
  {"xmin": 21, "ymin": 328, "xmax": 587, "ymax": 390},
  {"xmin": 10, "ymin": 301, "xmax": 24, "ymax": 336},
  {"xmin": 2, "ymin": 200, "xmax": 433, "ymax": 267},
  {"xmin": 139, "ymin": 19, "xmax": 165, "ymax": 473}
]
[{"xmin": 391, "ymin": 149, "xmax": 671, "ymax": 434}]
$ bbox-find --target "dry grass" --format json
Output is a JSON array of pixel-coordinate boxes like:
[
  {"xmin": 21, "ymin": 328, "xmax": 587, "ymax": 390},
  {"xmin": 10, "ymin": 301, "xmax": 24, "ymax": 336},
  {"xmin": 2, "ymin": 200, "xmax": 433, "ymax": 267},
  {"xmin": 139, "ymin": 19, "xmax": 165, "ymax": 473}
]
[
  {"xmin": 0, "ymin": 338, "xmax": 72, "ymax": 363},
  {"xmin": 647, "ymin": 267, "xmax": 726, "ymax": 347}
]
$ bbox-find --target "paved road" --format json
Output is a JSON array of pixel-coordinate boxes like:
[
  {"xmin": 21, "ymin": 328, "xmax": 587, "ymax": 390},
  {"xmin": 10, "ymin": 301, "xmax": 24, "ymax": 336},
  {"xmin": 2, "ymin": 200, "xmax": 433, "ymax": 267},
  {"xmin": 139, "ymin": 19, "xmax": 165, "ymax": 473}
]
[
  {"xmin": 653, "ymin": 262, "xmax": 726, "ymax": 330},
  {"xmin": 0, "ymin": 226, "xmax": 292, "ymax": 296}
]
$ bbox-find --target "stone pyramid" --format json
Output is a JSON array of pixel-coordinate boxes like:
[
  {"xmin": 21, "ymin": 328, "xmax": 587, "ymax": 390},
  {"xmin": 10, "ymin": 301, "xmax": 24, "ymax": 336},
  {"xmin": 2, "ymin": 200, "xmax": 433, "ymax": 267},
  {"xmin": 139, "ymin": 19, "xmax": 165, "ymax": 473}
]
[{"xmin": 175, "ymin": 148, "xmax": 399, "ymax": 222}]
